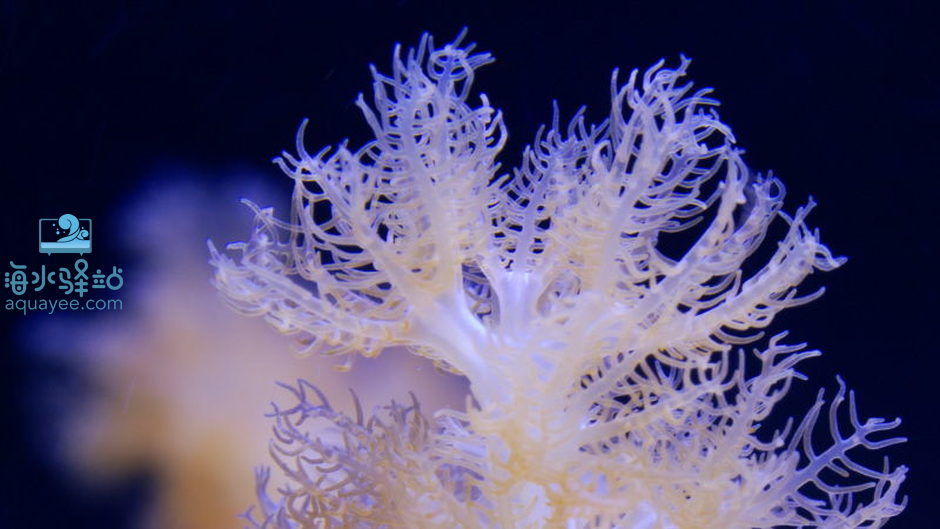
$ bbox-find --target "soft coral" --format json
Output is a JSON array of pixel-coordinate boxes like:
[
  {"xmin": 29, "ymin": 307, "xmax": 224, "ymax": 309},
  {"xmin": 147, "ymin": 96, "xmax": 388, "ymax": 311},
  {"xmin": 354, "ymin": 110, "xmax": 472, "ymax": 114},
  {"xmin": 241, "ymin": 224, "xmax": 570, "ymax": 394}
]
[{"xmin": 212, "ymin": 32, "xmax": 906, "ymax": 529}]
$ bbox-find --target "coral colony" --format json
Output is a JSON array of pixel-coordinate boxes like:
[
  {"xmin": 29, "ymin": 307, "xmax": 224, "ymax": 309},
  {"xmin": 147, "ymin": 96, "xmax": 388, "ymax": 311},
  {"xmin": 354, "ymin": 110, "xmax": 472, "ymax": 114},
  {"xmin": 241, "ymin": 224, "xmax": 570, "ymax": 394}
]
[{"xmin": 210, "ymin": 33, "xmax": 906, "ymax": 528}]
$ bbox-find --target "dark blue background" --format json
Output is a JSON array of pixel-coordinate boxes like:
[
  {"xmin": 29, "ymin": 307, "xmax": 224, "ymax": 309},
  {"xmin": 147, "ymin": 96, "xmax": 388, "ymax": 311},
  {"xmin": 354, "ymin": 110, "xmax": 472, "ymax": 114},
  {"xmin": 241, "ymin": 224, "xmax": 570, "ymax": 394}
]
[{"xmin": 1, "ymin": 1, "xmax": 936, "ymax": 527}]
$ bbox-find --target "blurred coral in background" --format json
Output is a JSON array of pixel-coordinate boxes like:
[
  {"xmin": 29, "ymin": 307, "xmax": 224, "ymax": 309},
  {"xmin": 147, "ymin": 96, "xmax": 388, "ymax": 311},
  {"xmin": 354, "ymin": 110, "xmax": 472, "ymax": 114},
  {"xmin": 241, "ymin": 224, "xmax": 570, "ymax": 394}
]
[{"xmin": 25, "ymin": 174, "xmax": 468, "ymax": 529}]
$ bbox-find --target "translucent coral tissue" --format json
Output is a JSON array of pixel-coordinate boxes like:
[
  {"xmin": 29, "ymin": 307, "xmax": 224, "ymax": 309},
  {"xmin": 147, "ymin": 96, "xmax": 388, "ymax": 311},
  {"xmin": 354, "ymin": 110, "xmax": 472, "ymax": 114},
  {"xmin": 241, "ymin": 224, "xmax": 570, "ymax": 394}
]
[{"xmin": 210, "ymin": 32, "xmax": 907, "ymax": 529}]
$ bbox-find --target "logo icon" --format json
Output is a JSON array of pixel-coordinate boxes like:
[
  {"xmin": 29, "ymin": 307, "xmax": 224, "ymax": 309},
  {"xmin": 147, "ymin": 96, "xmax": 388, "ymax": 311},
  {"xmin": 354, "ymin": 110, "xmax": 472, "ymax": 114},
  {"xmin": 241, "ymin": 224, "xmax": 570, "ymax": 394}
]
[{"xmin": 39, "ymin": 214, "xmax": 92, "ymax": 255}]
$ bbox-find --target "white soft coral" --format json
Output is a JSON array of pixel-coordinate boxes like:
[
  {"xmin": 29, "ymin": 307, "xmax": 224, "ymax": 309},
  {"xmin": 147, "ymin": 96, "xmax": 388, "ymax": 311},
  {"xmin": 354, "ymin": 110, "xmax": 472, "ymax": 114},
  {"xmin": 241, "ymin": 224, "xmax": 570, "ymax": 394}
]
[{"xmin": 211, "ymin": 32, "xmax": 907, "ymax": 529}]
